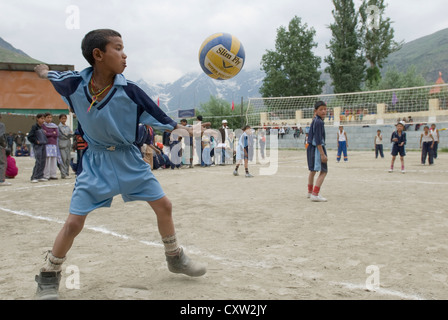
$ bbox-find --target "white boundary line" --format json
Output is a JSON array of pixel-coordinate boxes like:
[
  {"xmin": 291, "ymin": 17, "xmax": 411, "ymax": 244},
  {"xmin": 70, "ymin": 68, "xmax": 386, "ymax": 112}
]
[{"xmin": 0, "ymin": 206, "xmax": 426, "ymax": 300}]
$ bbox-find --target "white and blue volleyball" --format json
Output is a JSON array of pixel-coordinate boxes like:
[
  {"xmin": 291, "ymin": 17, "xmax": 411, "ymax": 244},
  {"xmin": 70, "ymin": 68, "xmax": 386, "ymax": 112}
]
[{"xmin": 198, "ymin": 33, "xmax": 245, "ymax": 80}]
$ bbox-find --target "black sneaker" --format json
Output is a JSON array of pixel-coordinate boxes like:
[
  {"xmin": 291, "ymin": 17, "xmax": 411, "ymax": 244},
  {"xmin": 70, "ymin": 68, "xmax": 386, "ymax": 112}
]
[{"xmin": 35, "ymin": 269, "xmax": 61, "ymax": 300}]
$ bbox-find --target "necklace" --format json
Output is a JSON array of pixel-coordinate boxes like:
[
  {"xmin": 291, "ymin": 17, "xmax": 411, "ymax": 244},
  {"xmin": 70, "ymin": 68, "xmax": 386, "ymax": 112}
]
[{"xmin": 87, "ymin": 75, "xmax": 113, "ymax": 112}]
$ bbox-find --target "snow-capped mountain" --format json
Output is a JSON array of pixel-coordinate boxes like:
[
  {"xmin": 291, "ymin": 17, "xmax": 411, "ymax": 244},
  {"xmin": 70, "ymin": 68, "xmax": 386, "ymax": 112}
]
[{"xmin": 136, "ymin": 69, "xmax": 265, "ymax": 114}]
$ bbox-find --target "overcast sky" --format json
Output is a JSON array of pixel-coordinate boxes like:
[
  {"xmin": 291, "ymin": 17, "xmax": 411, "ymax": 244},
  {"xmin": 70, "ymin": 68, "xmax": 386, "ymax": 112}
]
[{"xmin": 1, "ymin": 0, "xmax": 447, "ymax": 84}]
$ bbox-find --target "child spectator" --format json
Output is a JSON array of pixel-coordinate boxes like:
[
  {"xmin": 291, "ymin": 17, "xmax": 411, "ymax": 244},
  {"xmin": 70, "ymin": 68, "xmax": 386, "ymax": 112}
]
[
  {"xmin": 389, "ymin": 122, "xmax": 407, "ymax": 173},
  {"xmin": 259, "ymin": 130, "xmax": 266, "ymax": 160},
  {"xmin": 169, "ymin": 129, "xmax": 182, "ymax": 169},
  {"xmin": 180, "ymin": 119, "xmax": 193, "ymax": 168},
  {"xmin": 201, "ymin": 129, "xmax": 212, "ymax": 167},
  {"xmin": 28, "ymin": 113, "xmax": 48, "ymax": 183},
  {"xmin": 5, "ymin": 148, "xmax": 18, "ymax": 179},
  {"xmin": 233, "ymin": 125, "xmax": 254, "ymax": 178},
  {"xmin": 336, "ymin": 125, "xmax": 348, "ymax": 162},
  {"xmin": 58, "ymin": 114, "xmax": 74, "ymax": 179},
  {"xmin": 15, "ymin": 145, "xmax": 24, "ymax": 157},
  {"xmin": 42, "ymin": 113, "xmax": 60, "ymax": 180},
  {"xmin": 430, "ymin": 124, "xmax": 440, "ymax": 159},
  {"xmin": 420, "ymin": 126, "xmax": 434, "ymax": 165},
  {"xmin": 21, "ymin": 145, "xmax": 30, "ymax": 156},
  {"xmin": 0, "ymin": 115, "xmax": 9, "ymax": 186},
  {"xmin": 374, "ymin": 129, "xmax": 384, "ymax": 159}
]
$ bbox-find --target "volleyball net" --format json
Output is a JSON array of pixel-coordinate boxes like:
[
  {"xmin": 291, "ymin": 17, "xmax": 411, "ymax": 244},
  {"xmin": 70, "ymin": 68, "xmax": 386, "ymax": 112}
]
[{"xmin": 246, "ymin": 84, "xmax": 448, "ymax": 128}]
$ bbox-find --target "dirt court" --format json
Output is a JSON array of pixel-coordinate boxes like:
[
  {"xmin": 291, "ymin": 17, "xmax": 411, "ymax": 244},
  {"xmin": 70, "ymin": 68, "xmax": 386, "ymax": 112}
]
[{"xmin": 0, "ymin": 149, "xmax": 447, "ymax": 300}]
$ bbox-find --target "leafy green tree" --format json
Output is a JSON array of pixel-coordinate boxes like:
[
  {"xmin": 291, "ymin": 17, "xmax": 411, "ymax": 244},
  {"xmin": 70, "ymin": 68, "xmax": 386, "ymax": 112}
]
[
  {"xmin": 260, "ymin": 16, "xmax": 324, "ymax": 97},
  {"xmin": 376, "ymin": 65, "xmax": 427, "ymax": 90},
  {"xmin": 359, "ymin": 0, "xmax": 403, "ymax": 89},
  {"xmin": 325, "ymin": 0, "xmax": 366, "ymax": 94},
  {"xmin": 196, "ymin": 96, "xmax": 246, "ymax": 129}
]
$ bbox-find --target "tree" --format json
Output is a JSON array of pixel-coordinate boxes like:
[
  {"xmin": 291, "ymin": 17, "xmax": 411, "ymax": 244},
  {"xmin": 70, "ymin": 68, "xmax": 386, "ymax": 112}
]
[
  {"xmin": 196, "ymin": 96, "xmax": 245, "ymax": 129},
  {"xmin": 260, "ymin": 16, "xmax": 324, "ymax": 98},
  {"xmin": 359, "ymin": 0, "xmax": 403, "ymax": 89},
  {"xmin": 325, "ymin": 0, "xmax": 366, "ymax": 94},
  {"xmin": 377, "ymin": 65, "xmax": 427, "ymax": 90}
]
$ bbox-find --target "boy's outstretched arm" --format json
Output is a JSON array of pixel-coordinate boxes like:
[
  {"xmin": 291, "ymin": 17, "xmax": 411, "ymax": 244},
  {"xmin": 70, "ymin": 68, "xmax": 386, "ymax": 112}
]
[
  {"xmin": 175, "ymin": 124, "xmax": 193, "ymax": 136},
  {"xmin": 34, "ymin": 64, "xmax": 50, "ymax": 79}
]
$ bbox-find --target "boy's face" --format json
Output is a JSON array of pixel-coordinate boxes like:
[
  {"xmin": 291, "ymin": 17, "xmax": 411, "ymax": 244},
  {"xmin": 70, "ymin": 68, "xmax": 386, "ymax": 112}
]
[
  {"xmin": 45, "ymin": 115, "xmax": 52, "ymax": 123},
  {"xmin": 397, "ymin": 124, "xmax": 404, "ymax": 131},
  {"xmin": 37, "ymin": 117, "xmax": 45, "ymax": 125},
  {"xmin": 316, "ymin": 106, "xmax": 327, "ymax": 119},
  {"xmin": 97, "ymin": 36, "xmax": 127, "ymax": 74},
  {"xmin": 60, "ymin": 116, "xmax": 67, "ymax": 124}
]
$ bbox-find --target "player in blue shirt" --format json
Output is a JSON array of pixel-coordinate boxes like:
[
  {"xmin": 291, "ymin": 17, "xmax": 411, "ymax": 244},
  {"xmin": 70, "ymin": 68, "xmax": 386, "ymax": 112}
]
[
  {"xmin": 389, "ymin": 121, "xmax": 407, "ymax": 173},
  {"xmin": 33, "ymin": 29, "xmax": 206, "ymax": 300},
  {"xmin": 307, "ymin": 101, "xmax": 328, "ymax": 202}
]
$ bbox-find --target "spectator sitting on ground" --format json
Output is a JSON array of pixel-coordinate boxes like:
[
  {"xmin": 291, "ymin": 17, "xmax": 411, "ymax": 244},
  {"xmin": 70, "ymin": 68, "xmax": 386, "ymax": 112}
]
[
  {"xmin": 21, "ymin": 145, "xmax": 30, "ymax": 156},
  {"xmin": 15, "ymin": 145, "xmax": 23, "ymax": 157},
  {"xmin": 5, "ymin": 149, "xmax": 18, "ymax": 179}
]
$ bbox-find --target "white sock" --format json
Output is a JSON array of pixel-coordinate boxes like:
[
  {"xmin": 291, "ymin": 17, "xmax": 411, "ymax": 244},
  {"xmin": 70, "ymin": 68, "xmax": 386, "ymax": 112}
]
[
  {"xmin": 162, "ymin": 234, "xmax": 181, "ymax": 256},
  {"xmin": 42, "ymin": 251, "xmax": 66, "ymax": 272}
]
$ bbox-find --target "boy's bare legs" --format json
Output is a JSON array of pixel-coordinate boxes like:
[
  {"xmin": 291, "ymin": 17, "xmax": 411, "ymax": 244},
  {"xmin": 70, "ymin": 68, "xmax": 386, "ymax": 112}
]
[
  {"xmin": 244, "ymin": 158, "xmax": 253, "ymax": 177},
  {"xmin": 390, "ymin": 156, "xmax": 396, "ymax": 172},
  {"xmin": 308, "ymin": 171, "xmax": 327, "ymax": 201},
  {"xmin": 52, "ymin": 214, "xmax": 87, "ymax": 259},
  {"xmin": 148, "ymin": 196, "xmax": 175, "ymax": 238},
  {"xmin": 148, "ymin": 196, "xmax": 206, "ymax": 277},
  {"xmin": 314, "ymin": 171, "xmax": 327, "ymax": 188}
]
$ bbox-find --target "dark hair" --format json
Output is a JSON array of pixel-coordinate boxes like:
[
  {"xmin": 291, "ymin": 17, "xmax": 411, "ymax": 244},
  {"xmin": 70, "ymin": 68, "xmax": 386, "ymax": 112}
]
[
  {"xmin": 314, "ymin": 101, "xmax": 327, "ymax": 110},
  {"xmin": 59, "ymin": 114, "xmax": 67, "ymax": 119},
  {"xmin": 81, "ymin": 29, "xmax": 122, "ymax": 66},
  {"xmin": 36, "ymin": 113, "xmax": 45, "ymax": 119},
  {"xmin": 6, "ymin": 149, "xmax": 11, "ymax": 157},
  {"xmin": 242, "ymin": 125, "xmax": 251, "ymax": 131},
  {"xmin": 197, "ymin": 115, "xmax": 203, "ymax": 121},
  {"xmin": 180, "ymin": 119, "xmax": 187, "ymax": 123},
  {"xmin": 43, "ymin": 112, "xmax": 52, "ymax": 117}
]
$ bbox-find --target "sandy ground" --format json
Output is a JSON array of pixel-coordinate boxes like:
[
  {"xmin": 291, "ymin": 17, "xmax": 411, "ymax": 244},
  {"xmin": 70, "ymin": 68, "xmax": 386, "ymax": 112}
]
[{"xmin": 0, "ymin": 149, "xmax": 447, "ymax": 301}]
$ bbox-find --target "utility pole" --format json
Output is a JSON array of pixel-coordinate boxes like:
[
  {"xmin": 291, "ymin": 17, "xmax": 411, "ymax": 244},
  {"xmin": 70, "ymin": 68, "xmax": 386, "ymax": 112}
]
[{"xmin": 240, "ymin": 96, "xmax": 244, "ymax": 127}]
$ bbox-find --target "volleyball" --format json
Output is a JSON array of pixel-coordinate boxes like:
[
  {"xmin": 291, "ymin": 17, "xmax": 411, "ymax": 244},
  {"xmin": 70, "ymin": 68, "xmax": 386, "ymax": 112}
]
[{"xmin": 198, "ymin": 32, "xmax": 245, "ymax": 80}]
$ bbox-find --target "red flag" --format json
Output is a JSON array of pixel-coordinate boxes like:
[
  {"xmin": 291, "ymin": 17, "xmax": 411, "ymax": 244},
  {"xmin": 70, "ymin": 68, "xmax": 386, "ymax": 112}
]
[
  {"xmin": 231, "ymin": 100, "xmax": 234, "ymax": 111},
  {"xmin": 157, "ymin": 97, "xmax": 160, "ymax": 107}
]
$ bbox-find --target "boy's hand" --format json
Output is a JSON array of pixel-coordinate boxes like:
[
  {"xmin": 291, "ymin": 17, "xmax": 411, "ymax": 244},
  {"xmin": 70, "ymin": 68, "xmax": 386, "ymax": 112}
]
[
  {"xmin": 321, "ymin": 154, "xmax": 328, "ymax": 163},
  {"xmin": 34, "ymin": 64, "xmax": 50, "ymax": 79}
]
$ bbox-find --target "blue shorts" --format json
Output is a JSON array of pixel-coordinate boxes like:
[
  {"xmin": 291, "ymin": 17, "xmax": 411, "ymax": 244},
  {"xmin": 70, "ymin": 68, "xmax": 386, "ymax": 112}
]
[
  {"xmin": 69, "ymin": 144, "xmax": 165, "ymax": 215},
  {"xmin": 307, "ymin": 145, "xmax": 328, "ymax": 172},
  {"xmin": 391, "ymin": 144, "xmax": 406, "ymax": 157}
]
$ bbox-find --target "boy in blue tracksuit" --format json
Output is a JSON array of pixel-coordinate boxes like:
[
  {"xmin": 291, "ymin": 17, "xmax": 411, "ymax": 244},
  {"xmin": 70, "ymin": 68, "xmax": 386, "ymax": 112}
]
[{"xmin": 33, "ymin": 29, "xmax": 206, "ymax": 300}]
